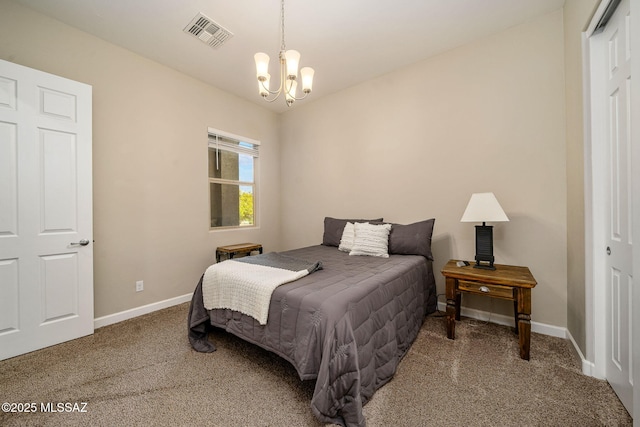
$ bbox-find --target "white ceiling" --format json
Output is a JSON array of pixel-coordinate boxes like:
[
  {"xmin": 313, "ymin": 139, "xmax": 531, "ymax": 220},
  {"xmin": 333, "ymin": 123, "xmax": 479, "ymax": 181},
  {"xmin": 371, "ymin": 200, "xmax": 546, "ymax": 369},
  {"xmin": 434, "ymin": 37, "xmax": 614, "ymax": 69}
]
[{"xmin": 14, "ymin": 0, "xmax": 565, "ymax": 113}]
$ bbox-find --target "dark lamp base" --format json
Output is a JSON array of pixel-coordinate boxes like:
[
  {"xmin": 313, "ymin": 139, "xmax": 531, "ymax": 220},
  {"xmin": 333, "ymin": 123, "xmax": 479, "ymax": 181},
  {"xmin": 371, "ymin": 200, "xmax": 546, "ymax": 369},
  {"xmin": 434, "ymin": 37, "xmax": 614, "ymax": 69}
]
[
  {"xmin": 474, "ymin": 224, "xmax": 496, "ymax": 270},
  {"xmin": 473, "ymin": 262, "xmax": 496, "ymax": 270}
]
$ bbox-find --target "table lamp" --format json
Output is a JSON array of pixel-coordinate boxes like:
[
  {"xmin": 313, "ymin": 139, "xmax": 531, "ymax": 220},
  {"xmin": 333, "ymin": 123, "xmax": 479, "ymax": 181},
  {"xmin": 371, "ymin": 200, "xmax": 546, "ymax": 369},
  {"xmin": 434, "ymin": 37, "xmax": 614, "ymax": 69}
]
[{"xmin": 460, "ymin": 192, "xmax": 509, "ymax": 270}]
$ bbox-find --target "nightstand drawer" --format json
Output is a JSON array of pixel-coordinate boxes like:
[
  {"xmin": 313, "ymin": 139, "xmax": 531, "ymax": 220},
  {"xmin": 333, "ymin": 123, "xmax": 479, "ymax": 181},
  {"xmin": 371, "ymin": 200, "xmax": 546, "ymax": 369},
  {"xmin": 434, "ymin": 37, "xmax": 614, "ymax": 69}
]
[{"xmin": 458, "ymin": 280, "xmax": 514, "ymax": 300}]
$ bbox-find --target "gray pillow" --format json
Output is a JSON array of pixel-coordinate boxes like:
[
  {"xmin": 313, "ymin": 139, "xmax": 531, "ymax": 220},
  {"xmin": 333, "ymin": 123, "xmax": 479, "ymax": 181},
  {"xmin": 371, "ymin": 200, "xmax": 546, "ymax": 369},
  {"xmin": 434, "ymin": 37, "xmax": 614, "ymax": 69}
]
[
  {"xmin": 322, "ymin": 217, "xmax": 383, "ymax": 247},
  {"xmin": 388, "ymin": 219, "xmax": 435, "ymax": 260}
]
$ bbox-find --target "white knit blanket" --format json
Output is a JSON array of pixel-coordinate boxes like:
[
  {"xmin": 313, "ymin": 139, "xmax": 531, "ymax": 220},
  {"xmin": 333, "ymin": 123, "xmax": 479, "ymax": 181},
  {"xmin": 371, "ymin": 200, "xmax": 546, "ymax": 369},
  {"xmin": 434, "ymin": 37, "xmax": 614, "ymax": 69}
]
[{"xmin": 202, "ymin": 260, "xmax": 310, "ymax": 325}]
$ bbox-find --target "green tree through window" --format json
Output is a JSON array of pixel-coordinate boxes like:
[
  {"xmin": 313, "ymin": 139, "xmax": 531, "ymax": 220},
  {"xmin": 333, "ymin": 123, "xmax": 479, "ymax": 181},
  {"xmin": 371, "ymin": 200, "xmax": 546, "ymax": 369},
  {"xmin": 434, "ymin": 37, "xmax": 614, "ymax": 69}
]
[{"xmin": 240, "ymin": 191, "xmax": 254, "ymax": 225}]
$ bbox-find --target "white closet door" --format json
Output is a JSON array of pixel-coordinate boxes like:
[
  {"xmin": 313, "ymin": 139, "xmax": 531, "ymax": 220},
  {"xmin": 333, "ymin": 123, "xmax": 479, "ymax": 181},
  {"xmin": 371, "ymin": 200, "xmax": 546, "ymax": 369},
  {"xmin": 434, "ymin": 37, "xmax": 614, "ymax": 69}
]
[{"xmin": 598, "ymin": 0, "xmax": 634, "ymax": 414}]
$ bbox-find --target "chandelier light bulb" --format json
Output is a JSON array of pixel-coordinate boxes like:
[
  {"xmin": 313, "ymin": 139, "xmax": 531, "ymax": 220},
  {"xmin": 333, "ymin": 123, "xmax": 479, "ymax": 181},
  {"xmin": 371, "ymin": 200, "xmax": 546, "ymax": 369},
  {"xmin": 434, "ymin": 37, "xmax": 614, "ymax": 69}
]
[
  {"xmin": 284, "ymin": 50, "xmax": 300, "ymax": 79},
  {"xmin": 300, "ymin": 67, "xmax": 314, "ymax": 93},
  {"xmin": 254, "ymin": 53, "xmax": 270, "ymax": 80}
]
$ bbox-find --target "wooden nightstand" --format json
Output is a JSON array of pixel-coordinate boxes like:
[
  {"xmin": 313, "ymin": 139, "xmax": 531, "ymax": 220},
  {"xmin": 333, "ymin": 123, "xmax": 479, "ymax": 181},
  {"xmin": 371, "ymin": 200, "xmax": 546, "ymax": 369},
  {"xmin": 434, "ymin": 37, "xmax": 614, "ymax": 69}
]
[
  {"xmin": 215, "ymin": 243, "xmax": 263, "ymax": 263},
  {"xmin": 441, "ymin": 259, "xmax": 537, "ymax": 360}
]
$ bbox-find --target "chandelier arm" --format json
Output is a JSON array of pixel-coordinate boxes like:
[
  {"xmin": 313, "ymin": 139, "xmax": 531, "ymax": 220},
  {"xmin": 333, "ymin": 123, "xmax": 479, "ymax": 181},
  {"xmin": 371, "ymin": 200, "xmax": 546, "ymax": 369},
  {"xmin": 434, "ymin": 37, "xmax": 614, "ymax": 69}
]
[
  {"xmin": 259, "ymin": 80, "xmax": 282, "ymax": 98},
  {"xmin": 283, "ymin": 78, "xmax": 309, "ymax": 102},
  {"xmin": 292, "ymin": 91, "xmax": 310, "ymax": 101},
  {"xmin": 258, "ymin": 73, "xmax": 284, "ymax": 96},
  {"xmin": 260, "ymin": 93, "xmax": 282, "ymax": 103}
]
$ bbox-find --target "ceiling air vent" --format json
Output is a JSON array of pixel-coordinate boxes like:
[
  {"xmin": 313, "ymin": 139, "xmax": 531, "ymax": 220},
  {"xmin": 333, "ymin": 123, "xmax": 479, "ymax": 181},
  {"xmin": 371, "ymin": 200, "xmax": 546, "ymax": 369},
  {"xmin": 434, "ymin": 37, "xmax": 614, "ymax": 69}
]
[{"xmin": 184, "ymin": 13, "xmax": 233, "ymax": 49}]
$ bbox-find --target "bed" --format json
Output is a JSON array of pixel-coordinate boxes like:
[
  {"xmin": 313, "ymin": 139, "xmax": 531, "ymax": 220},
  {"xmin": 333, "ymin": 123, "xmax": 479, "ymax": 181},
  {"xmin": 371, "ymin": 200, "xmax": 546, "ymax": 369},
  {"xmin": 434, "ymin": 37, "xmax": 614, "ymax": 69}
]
[{"xmin": 188, "ymin": 218, "xmax": 437, "ymax": 426}]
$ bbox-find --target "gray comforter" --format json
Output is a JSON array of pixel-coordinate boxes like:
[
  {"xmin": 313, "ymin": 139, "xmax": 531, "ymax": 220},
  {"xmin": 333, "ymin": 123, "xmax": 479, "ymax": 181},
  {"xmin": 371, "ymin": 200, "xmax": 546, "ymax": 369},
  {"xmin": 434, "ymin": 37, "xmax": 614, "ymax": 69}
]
[{"xmin": 188, "ymin": 245, "xmax": 437, "ymax": 426}]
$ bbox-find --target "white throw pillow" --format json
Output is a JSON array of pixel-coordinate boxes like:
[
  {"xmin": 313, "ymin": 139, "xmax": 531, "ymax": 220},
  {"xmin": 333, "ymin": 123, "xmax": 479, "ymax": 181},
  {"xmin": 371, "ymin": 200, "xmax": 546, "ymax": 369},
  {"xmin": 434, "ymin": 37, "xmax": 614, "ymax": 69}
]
[
  {"xmin": 349, "ymin": 222, "xmax": 392, "ymax": 258},
  {"xmin": 338, "ymin": 222, "xmax": 357, "ymax": 252}
]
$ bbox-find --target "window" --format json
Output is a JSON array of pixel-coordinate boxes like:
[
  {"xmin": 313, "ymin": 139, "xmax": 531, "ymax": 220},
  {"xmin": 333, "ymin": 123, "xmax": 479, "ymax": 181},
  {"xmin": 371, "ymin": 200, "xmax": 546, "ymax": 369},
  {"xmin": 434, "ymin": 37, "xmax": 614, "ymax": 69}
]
[{"xmin": 208, "ymin": 128, "xmax": 259, "ymax": 229}]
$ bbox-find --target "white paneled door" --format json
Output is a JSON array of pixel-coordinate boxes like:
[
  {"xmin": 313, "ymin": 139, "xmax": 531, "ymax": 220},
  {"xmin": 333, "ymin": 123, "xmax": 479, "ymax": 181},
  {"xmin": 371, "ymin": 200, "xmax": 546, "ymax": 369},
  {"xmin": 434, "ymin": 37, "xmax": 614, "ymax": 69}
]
[
  {"xmin": 601, "ymin": 0, "xmax": 633, "ymax": 414},
  {"xmin": 0, "ymin": 59, "xmax": 93, "ymax": 361}
]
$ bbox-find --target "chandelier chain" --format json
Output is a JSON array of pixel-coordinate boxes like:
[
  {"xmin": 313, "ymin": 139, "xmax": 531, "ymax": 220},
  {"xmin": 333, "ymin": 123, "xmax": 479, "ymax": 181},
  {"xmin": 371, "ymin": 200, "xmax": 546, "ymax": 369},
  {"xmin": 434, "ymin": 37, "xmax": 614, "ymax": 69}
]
[{"xmin": 280, "ymin": 0, "xmax": 286, "ymax": 52}]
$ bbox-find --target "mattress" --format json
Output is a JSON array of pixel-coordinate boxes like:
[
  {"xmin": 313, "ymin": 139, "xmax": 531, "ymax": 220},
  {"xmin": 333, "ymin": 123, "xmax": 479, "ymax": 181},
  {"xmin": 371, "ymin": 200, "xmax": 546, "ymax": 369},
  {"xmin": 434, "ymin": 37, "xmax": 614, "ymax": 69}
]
[{"xmin": 188, "ymin": 244, "xmax": 437, "ymax": 426}]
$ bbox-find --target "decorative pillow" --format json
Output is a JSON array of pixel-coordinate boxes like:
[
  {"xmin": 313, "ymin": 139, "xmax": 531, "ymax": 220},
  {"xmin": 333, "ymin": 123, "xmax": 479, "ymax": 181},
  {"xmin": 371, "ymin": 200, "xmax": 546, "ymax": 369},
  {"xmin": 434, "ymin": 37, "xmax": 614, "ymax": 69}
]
[
  {"xmin": 322, "ymin": 217, "xmax": 384, "ymax": 247},
  {"xmin": 349, "ymin": 222, "xmax": 392, "ymax": 258},
  {"xmin": 388, "ymin": 219, "xmax": 435, "ymax": 260},
  {"xmin": 338, "ymin": 222, "xmax": 357, "ymax": 252}
]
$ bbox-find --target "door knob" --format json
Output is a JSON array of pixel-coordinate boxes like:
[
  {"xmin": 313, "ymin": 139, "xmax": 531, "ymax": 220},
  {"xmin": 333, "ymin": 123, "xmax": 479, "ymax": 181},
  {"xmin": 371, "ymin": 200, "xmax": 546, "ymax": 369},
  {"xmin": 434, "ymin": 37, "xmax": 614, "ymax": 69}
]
[
  {"xmin": 606, "ymin": 246, "xmax": 611, "ymax": 255},
  {"xmin": 70, "ymin": 239, "xmax": 90, "ymax": 246}
]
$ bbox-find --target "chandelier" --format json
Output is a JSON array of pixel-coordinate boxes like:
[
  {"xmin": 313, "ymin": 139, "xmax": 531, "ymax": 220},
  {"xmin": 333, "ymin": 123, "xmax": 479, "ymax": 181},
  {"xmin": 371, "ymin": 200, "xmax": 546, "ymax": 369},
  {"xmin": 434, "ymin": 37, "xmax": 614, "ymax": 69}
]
[{"xmin": 254, "ymin": 0, "xmax": 314, "ymax": 106}]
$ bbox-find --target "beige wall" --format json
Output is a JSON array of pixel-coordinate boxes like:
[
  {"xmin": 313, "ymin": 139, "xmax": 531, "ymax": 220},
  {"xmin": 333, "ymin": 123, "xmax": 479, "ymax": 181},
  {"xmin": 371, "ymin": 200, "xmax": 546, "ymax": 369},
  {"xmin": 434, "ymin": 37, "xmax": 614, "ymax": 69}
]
[
  {"xmin": 280, "ymin": 10, "xmax": 568, "ymax": 327},
  {"xmin": 563, "ymin": 0, "xmax": 600, "ymax": 356},
  {"xmin": 0, "ymin": 1, "xmax": 281, "ymax": 318},
  {"xmin": 1, "ymin": 1, "xmax": 600, "ymax": 334}
]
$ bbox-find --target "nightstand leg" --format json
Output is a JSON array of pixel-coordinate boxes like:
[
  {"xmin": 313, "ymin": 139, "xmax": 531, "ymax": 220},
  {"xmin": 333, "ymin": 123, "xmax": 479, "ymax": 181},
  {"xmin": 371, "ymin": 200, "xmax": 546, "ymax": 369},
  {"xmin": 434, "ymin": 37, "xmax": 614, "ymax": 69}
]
[
  {"xmin": 513, "ymin": 299, "xmax": 519, "ymax": 334},
  {"xmin": 516, "ymin": 288, "xmax": 532, "ymax": 360},
  {"xmin": 518, "ymin": 314, "xmax": 531, "ymax": 360},
  {"xmin": 445, "ymin": 277, "xmax": 457, "ymax": 340}
]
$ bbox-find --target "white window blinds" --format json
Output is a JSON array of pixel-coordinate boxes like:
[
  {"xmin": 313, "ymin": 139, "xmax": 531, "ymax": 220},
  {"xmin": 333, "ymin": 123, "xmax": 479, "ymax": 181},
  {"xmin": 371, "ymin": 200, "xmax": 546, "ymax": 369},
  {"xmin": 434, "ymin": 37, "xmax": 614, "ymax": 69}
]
[{"xmin": 207, "ymin": 128, "xmax": 259, "ymax": 157}]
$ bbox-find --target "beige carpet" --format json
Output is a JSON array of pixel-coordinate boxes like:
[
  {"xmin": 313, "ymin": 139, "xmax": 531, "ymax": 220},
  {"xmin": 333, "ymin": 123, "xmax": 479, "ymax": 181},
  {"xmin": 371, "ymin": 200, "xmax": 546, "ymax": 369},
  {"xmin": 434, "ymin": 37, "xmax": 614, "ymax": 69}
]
[{"xmin": 0, "ymin": 303, "xmax": 632, "ymax": 426}]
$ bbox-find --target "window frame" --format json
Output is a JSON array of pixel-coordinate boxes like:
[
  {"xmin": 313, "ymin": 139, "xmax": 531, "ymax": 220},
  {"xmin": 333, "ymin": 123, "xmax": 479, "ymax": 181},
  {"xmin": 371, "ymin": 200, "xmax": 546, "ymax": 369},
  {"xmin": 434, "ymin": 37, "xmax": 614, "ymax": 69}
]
[{"xmin": 207, "ymin": 127, "xmax": 260, "ymax": 231}]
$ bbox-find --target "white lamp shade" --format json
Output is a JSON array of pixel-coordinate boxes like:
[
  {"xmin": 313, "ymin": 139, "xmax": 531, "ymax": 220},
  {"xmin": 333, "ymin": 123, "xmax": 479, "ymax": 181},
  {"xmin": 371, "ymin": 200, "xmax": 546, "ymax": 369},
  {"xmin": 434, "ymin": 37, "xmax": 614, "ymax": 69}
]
[
  {"xmin": 258, "ymin": 73, "xmax": 270, "ymax": 96},
  {"xmin": 460, "ymin": 192, "xmax": 509, "ymax": 223},
  {"xmin": 284, "ymin": 50, "xmax": 300, "ymax": 79},
  {"xmin": 300, "ymin": 67, "xmax": 314, "ymax": 92},
  {"xmin": 285, "ymin": 79, "xmax": 297, "ymax": 102},
  {"xmin": 254, "ymin": 53, "xmax": 270, "ymax": 79}
]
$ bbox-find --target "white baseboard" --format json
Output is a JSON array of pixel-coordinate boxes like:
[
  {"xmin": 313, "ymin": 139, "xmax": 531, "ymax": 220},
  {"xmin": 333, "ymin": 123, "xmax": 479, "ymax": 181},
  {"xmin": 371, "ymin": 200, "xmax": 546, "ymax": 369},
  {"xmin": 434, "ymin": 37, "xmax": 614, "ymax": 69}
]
[
  {"xmin": 94, "ymin": 293, "xmax": 193, "ymax": 329},
  {"xmin": 565, "ymin": 328, "xmax": 599, "ymax": 377},
  {"xmin": 436, "ymin": 301, "xmax": 608, "ymax": 379},
  {"xmin": 435, "ymin": 302, "xmax": 609, "ymax": 379},
  {"xmin": 436, "ymin": 302, "xmax": 566, "ymax": 338},
  {"xmin": 434, "ymin": 302, "xmax": 607, "ymax": 378}
]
